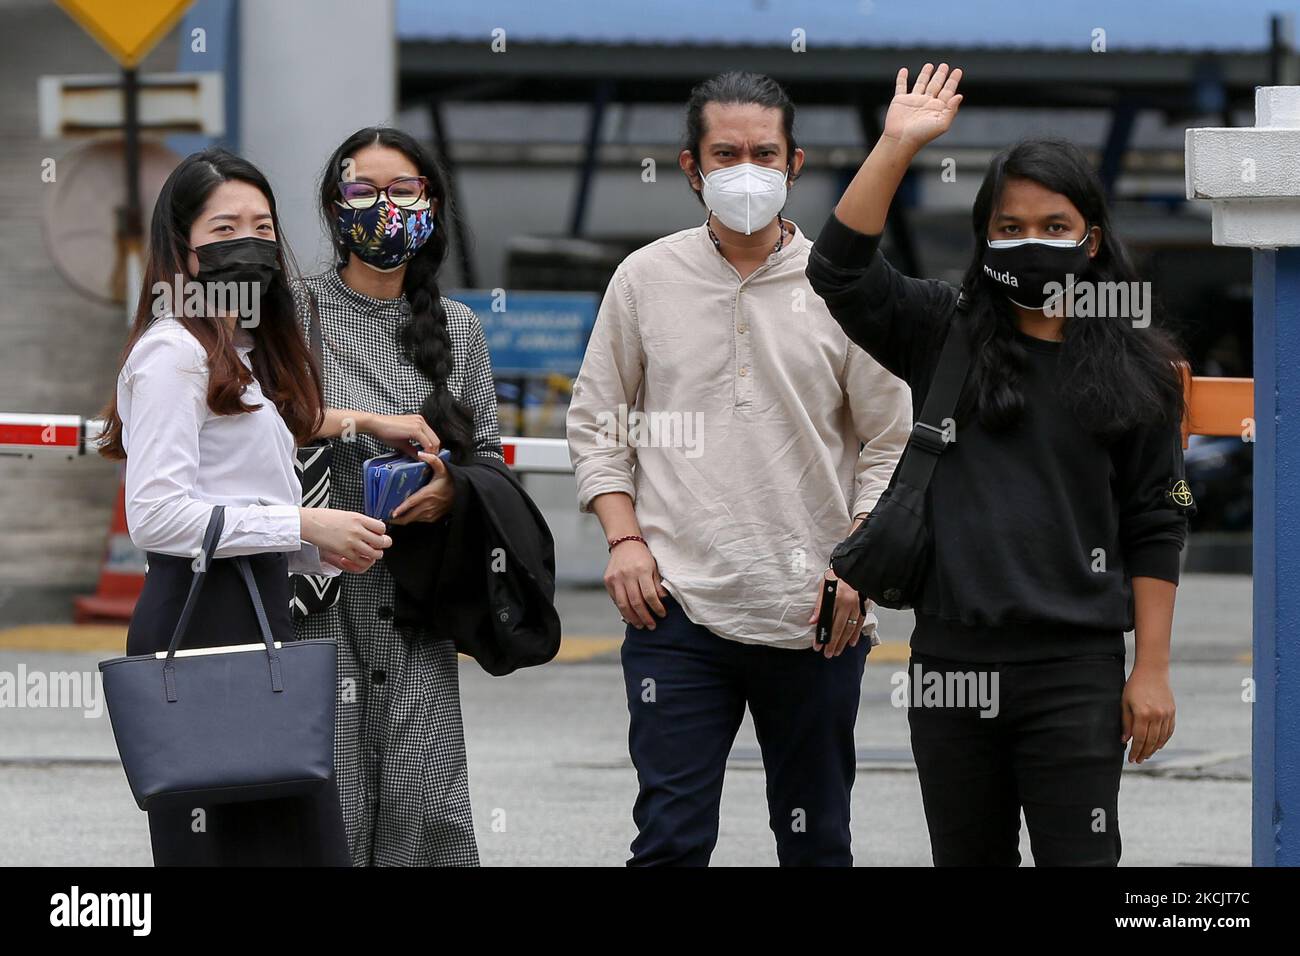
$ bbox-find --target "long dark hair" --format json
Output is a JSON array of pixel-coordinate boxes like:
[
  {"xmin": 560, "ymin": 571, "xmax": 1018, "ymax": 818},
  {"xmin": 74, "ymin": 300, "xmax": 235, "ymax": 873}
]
[
  {"xmin": 98, "ymin": 147, "xmax": 323, "ymax": 459},
  {"xmin": 958, "ymin": 138, "xmax": 1185, "ymax": 438},
  {"xmin": 319, "ymin": 127, "xmax": 474, "ymax": 458}
]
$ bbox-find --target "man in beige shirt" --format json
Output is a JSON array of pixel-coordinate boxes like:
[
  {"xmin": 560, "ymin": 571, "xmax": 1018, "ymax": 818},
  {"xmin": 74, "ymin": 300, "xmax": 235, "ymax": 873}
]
[{"xmin": 566, "ymin": 71, "xmax": 911, "ymax": 866}]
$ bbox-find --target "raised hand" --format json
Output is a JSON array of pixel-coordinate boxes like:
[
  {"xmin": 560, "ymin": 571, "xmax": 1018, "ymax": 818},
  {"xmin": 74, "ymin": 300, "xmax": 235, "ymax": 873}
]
[{"xmin": 882, "ymin": 63, "xmax": 964, "ymax": 153}]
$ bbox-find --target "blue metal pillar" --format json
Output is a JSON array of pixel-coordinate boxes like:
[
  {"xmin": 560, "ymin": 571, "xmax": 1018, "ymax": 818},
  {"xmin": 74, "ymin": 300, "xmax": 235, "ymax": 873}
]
[{"xmin": 1252, "ymin": 246, "xmax": 1300, "ymax": 866}]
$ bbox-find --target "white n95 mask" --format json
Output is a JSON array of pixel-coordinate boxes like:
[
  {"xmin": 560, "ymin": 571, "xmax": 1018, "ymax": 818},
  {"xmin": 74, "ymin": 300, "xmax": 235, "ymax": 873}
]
[{"xmin": 699, "ymin": 163, "xmax": 789, "ymax": 235}]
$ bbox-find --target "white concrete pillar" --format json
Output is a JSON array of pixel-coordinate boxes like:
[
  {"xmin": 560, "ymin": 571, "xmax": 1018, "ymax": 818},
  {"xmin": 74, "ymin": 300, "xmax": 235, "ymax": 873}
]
[
  {"xmin": 1185, "ymin": 86, "xmax": 1300, "ymax": 247},
  {"xmin": 239, "ymin": 0, "xmax": 397, "ymax": 271}
]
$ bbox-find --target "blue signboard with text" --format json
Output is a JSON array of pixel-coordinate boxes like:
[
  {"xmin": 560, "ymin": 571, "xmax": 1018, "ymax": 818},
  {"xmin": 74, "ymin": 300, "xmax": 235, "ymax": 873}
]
[{"xmin": 448, "ymin": 289, "xmax": 599, "ymax": 376}]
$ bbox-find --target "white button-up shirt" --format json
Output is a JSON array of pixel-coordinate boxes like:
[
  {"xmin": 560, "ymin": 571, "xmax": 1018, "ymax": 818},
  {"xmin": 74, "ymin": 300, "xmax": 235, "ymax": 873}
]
[
  {"xmin": 567, "ymin": 222, "xmax": 911, "ymax": 648},
  {"xmin": 117, "ymin": 315, "xmax": 336, "ymax": 574}
]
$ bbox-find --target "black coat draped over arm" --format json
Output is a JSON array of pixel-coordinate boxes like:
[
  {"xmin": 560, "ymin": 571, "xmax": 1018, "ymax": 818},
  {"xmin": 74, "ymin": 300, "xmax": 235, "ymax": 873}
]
[{"xmin": 384, "ymin": 455, "xmax": 562, "ymax": 676}]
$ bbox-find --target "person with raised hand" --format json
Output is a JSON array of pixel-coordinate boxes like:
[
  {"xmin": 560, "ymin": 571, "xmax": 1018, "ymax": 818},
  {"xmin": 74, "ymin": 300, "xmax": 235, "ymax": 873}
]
[{"xmin": 807, "ymin": 64, "xmax": 1192, "ymax": 866}]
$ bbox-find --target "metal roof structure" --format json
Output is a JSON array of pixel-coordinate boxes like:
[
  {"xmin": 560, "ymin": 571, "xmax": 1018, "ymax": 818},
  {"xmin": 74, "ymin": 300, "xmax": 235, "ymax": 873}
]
[
  {"xmin": 399, "ymin": 0, "xmax": 1288, "ymax": 52},
  {"xmin": 394, "ymin": 0, "xmax": 1296, "ymax": 278},
  {"xmin": 399, "ymin": 0, "xmax": 1295, "ymax": 110}
]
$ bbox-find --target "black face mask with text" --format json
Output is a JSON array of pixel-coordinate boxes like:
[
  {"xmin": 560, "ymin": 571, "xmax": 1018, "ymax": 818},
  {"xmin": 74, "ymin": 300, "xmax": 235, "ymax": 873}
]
[
  {"xmin": 193, "ymin": 236, "xmax": 281, "ymax": 291},
  {"xmin": 981, "ymin": 234, "xmax": 1091, "ymax": 310}
]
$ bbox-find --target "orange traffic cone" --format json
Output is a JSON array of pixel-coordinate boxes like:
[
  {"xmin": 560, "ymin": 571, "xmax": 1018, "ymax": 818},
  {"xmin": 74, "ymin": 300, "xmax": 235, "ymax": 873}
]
[{"xmin": 73, "ymin": 466, "xmax": 146, "ymax": 623}]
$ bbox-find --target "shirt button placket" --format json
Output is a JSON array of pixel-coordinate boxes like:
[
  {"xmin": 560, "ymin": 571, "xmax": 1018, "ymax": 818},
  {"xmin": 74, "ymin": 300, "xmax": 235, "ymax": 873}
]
[
  {"xmin": 736, "ymin": 287, "xmax": 753, "ymax": 407},
  {"xmin": 396, "ymin": 301, "xmax": 412, "ymax": 366}
]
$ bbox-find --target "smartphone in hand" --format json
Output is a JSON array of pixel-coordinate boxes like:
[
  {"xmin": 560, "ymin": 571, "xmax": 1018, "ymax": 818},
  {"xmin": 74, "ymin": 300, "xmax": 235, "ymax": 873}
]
[
  {"xmin": 816, "ymin": 574, "xmax": 875, "ymax": 654},
  {"xmin": 816, "ymin": 575, "xmax": 838, "ymax": 647}
]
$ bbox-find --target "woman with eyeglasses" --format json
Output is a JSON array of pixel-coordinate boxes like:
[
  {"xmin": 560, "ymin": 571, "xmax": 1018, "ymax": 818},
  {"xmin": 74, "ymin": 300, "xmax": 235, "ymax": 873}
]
[{"xmin": 291, "ymin": 127, "xmax": 504, "ymax": 866}]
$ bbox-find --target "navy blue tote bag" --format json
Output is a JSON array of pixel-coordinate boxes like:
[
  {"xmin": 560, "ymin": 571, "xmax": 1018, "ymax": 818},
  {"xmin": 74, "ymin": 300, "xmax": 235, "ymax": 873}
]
[{"xmin": 99, "ymin": 506, "xmax": 337, "ymax": 810}]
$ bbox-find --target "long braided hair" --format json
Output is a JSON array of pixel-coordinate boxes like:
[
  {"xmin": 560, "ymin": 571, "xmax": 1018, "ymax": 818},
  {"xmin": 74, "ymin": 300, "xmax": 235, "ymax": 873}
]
[{"xmin": 319, "ymin": 127, "xmax": 475, "ymax": 459}]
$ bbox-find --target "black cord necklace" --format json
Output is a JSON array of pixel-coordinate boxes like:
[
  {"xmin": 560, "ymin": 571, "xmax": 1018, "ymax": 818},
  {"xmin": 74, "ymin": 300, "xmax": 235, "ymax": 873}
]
[{"xmin": 706, "ymin": 212, "xmax": 790, "ymax": 256}]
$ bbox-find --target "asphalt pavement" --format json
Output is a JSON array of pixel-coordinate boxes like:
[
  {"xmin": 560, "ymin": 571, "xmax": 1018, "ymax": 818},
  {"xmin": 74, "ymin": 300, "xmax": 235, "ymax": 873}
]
[{"xmin": 0, "ymin": 573, "xmax": 1252, "ymax": 866}]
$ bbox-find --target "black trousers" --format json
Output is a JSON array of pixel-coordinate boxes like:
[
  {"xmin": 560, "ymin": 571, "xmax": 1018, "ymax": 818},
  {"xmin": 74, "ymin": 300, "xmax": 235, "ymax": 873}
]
[
  {"xmin": 621, "ymin": 594, "xmax": 869, "ymax": 866},
  {"xmin": 125, "ymin": 551, "xmax": 351, "ymax": 867},
  {"xmin": 906, "ymin": 651, "xmax": 1126, "ymax": 866}
]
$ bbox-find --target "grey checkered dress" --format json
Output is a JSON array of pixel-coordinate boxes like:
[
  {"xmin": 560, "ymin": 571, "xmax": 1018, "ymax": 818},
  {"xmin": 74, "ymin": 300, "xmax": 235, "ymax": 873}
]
[{"xmin": 293, "ymin": 267, "xmax": 503, "ymax": 867}]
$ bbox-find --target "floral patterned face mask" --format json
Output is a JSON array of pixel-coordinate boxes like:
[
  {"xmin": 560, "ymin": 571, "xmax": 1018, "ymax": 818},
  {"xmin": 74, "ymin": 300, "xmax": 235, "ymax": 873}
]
[{"xmin": 335, "ymin": 199, "xmax": 435, "ymax": 271}]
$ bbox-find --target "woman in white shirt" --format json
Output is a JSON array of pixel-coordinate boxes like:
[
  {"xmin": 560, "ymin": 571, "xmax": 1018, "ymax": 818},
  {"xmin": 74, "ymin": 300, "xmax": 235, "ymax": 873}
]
[{"xmin": 97, "ymin": 148, "xmax": 392, "ymax": 866}]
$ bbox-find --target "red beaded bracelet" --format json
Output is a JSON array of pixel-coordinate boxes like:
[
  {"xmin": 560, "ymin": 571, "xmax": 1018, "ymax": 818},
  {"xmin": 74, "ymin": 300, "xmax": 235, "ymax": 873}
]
[{"xmin": 608, "ymin": 534, "xmax": 647, "ymax": 552}]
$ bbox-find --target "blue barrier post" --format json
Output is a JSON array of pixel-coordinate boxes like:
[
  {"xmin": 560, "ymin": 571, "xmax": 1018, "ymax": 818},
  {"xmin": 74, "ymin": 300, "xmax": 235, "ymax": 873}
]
[{"xmin": 1187, "ymin": 86, "xmax": 1300, "ymax": 865}]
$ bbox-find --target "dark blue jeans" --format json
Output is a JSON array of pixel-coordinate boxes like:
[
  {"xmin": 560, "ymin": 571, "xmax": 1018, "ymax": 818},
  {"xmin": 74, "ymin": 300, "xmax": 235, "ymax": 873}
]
[{"xmin": 620, "ymin": 594, "xmax": 869, "ymax": 866}]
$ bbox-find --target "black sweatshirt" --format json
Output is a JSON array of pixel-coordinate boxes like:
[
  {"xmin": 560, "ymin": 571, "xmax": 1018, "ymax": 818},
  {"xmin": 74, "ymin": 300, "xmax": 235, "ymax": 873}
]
[{"xmin": 806, "ymin": 213, "xmax": 1190, "ymax": 662}]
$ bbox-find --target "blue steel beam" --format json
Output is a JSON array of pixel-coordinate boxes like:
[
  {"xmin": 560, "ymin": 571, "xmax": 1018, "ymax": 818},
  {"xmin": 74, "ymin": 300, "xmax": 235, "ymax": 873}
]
[{"xmin": 1252, "ymin": 246, "xmax": 1300, "ymax": 866}]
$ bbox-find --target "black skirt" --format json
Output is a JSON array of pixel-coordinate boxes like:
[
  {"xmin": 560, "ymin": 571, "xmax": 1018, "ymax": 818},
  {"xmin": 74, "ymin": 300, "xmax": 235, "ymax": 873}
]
[{"xmin": 125, "ymin": 551, "xmax": 351, "ymax": 867}]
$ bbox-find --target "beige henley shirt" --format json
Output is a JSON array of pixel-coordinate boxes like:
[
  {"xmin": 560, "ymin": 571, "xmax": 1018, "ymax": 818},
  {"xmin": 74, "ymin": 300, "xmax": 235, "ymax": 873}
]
[{"xmin": 567, "ymin": 222, "xmax": 912, "ymax": 649}]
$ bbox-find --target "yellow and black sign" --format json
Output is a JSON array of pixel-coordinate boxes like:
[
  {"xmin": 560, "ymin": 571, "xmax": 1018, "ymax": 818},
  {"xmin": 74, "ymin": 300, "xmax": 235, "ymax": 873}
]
[{"xmin": 55, "ymin": 0, "xmax": 194, "ymax": 68}]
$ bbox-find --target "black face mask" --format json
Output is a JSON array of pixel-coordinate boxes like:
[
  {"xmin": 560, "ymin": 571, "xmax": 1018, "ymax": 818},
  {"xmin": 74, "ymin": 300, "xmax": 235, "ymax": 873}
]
[
  {"xmin": 193, "ymin": 236, "xmax": 281, "ymax": 290},
  {"xmin": 981, "ymin": 234, "xmax": 1091, "ymax": 310}
]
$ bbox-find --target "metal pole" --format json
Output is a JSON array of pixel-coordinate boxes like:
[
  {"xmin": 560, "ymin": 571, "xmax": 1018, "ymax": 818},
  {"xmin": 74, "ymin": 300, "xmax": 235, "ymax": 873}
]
[
  {"xmin": 119, "ymin": 67, "xmax": 143, "ymax": 326},
  {"xmin": 569, "ymin": 80, "xmax": 612, "ymax": 238},
  {"xmin": 429, "ymin": 99, "xmax": 477, "ymax": 289}
]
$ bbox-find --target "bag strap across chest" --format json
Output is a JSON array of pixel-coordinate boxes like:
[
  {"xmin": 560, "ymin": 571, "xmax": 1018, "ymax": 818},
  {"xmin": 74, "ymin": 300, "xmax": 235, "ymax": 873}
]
[{"xmin": 895, "ymin": 291, "xmax": 973, "ymax": 490}]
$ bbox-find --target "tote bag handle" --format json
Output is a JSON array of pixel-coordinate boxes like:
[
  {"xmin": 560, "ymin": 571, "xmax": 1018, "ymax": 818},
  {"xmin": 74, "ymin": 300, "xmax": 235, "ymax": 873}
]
[{"xmin": 161, "ymin": 505, "xmax": 284, "ymax": 702}]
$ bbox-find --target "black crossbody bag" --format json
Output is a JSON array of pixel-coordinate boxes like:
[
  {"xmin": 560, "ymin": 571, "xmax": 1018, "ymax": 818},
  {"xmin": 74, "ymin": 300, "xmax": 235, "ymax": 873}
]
[{"xmin": 830, "ymin": 295, "xmax": 972, "ymax": 610}]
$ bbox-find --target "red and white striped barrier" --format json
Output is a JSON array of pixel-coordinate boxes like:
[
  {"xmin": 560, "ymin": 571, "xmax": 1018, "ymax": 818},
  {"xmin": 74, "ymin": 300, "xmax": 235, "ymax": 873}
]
[
  {"xmin": 0, "ymin": 412, "xmax": 574, "ymax": 473},
  {"xmin": 497, "ymin": 435, "xmax": 574, "ymax": 473},
  {"xmin": 1, "ymin": 410, "xmax": 574, "ymax": 622},
  {"xmin": 0, "ymin": 412, "xmax": 87, "ymax": 458}
]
